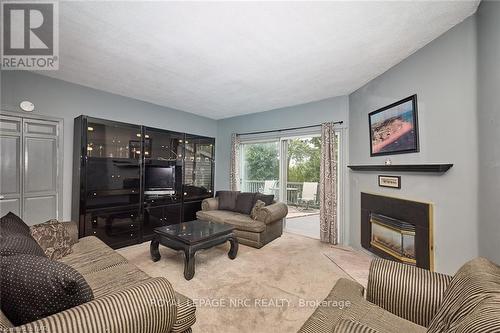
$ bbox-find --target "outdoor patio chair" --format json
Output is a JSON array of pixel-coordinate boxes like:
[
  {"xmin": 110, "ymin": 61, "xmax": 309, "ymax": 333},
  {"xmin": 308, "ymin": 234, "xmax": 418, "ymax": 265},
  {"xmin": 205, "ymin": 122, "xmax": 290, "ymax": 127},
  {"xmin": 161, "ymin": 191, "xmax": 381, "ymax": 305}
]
[
  {"xmin": 262, "ymin": 180, "xmax": 277, "ymax": 195},
  {"xmin": 297, "ymin": 182, "xmax": 318, "ymax": 210}
]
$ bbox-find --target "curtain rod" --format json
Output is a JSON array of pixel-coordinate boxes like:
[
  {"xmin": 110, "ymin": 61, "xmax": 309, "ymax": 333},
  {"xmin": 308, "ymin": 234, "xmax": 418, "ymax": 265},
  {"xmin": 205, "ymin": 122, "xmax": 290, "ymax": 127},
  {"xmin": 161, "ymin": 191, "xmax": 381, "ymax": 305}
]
[{"xmin": 237, "ymin": 121, "xmax": 343, "ymax": 136}]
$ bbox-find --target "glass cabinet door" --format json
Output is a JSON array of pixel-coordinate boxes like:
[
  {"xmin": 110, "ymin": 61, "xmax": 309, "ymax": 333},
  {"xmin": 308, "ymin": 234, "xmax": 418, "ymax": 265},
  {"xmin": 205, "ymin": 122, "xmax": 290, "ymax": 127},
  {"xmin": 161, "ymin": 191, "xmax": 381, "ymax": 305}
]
[
  {"xmin": 143, "ymin": 127, "xmax": 184, "ymax": 161},
  {"xmin": 183, "ymin": 135, "xmax": 215, "ymax": 201},
  {"xmin": 86, "ymin": 119, "xmax": 142, "ymax": 159},
  {"xmin": 143, "ymin": 127, "xmax": 184, "ymax": 203}
]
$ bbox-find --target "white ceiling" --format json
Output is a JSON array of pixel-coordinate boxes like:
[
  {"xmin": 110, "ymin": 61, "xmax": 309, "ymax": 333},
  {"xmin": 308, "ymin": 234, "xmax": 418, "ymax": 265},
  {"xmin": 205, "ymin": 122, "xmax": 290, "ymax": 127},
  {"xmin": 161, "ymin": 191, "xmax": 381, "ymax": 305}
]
[{"xmin": 39, "ymin": 1, "xmax": 480, "ymax": 119}]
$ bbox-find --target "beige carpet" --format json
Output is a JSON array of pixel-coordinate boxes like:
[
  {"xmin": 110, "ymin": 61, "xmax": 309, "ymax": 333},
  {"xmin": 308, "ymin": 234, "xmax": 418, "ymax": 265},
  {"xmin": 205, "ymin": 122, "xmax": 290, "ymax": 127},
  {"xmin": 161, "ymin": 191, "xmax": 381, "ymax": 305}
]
[
  {"xmin": 118, "ymin": 233, "xmax": 369, "ymax": 333},
  {"xmin": 323, "ymin": 245, "xmax": 374, "ymax": 288}
]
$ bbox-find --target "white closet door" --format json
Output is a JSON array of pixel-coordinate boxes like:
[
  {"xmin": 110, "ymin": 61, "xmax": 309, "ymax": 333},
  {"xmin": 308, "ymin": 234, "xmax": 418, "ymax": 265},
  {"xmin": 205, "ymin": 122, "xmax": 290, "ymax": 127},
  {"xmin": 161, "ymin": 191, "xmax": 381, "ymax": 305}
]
[
  {"xmin": 0, "ymin": 115, "xmax": 22, "ymax": 217},
  {"xmin": 22, "ymin": 119, "xmax": 60, "ymax": 224}
]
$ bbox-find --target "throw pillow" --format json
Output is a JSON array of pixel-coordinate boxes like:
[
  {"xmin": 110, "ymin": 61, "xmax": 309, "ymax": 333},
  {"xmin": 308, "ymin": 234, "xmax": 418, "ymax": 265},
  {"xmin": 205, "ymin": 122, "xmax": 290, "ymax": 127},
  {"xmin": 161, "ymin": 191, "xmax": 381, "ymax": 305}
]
[
  {"xmin": 30, "ymin": 219, "xmax": 73, "ymax": 260},
  {"xmin": 0, "ymin": 254, "xmax": 94, "ymax": 326},
  {"xmin": 254, "ymin": 193, "xmax": 274, "ymax": 206},
  {"xmin": 0, "ymin": 212, "xmax": 30, "ymax": 237},
  {"xmin": 0, "ymin": 234, "xmax": 46, "ymax": 257},
  {"xmin": 250, "ymin": 200, "xmax": 266, "ymax": 220},
  {"xmin": 216, "ymin": 191, "xmax": 240, "ymax": 211},
  {"xmin": 427, "ymin": 257, "xmax": 500, "ymax": 333},
  {"xmin": 235, "ymin": 192, "xmax": 257, "ymax": 215}
]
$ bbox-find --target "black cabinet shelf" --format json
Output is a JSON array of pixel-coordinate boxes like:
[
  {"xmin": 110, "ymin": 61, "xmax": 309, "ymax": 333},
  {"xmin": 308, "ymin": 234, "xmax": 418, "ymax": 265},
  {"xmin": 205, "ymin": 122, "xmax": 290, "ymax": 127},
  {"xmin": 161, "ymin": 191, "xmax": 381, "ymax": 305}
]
[{"xmin": 347, "ymin": 164, "xmax": 453, "ymax": 173}]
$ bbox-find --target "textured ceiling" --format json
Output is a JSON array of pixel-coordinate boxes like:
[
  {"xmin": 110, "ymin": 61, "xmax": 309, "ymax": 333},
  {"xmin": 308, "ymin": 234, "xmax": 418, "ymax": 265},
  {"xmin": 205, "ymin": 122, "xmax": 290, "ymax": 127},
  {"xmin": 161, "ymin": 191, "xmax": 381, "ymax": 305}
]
[{"xmin": 38, "ymin": 1, "xmax": 480, "ymax": 119}]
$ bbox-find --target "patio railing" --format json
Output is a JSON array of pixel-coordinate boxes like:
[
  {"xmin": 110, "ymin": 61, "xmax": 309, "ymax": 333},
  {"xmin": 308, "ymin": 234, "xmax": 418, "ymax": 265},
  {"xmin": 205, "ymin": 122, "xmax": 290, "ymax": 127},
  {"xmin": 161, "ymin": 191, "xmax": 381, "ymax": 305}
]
[{"xmin": 240, "ymin": 180, "xmax": 320, "ymax": 208}]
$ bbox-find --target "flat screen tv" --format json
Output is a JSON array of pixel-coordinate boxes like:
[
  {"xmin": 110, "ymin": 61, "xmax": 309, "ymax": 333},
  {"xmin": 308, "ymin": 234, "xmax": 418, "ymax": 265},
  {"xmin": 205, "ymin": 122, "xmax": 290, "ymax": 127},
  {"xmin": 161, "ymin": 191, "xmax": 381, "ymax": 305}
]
[{"xmin": 145, "ymin": 166, "xmax": 175, "ymax": 190}]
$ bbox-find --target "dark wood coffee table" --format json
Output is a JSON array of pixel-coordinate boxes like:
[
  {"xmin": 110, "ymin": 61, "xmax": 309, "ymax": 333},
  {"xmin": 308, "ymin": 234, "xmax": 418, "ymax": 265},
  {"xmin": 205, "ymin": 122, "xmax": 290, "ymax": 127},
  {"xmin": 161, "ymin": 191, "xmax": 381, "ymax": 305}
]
[{"xmin": 150, "ymin": 219, "xmax": 238, "ymax": 280}]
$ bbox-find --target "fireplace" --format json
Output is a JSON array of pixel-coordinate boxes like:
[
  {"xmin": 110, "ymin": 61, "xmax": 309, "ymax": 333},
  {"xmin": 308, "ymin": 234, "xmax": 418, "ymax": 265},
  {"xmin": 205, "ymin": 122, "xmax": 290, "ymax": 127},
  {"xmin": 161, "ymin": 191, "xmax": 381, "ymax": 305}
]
[
  {"xmin": 370, "ymin": 213, "xmax": 416, "ymax": 265},
  {"xmin": 361, "ymin": 193, "xmax": 433, "ymax": 270}
]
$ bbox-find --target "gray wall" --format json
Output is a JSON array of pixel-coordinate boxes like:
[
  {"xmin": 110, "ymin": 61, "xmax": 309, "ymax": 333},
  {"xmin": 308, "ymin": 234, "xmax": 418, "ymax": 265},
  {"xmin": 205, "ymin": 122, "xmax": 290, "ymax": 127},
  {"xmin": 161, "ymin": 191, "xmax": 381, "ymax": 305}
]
[
  {"xmin": 348, "ymin": 16, "xmax": 478, "ymax": 274},
  {"xmin": 1, "ymin": 71, "xmax": 218, "ymax": 221},
  {"xmin": 477, "ymin": 1, "xmax": 500, "ymax": 264},
  {"xmin": 215, "ymin": 96, "xmax": 349, "ymax": 190}
]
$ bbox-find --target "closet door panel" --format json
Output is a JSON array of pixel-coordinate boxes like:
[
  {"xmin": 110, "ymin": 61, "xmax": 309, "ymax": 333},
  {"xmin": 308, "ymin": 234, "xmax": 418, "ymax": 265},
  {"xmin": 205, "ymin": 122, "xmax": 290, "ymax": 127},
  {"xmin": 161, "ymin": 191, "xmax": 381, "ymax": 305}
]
[
  {"xmin": 25, "ymin": 120, "xmax": 57, "ymax": 136},
  {"xmin": 24, "ymin": 137, "xmax": 57, "ymax": 194},
  {"xmin": 0, "ymin": 115, "xmax": 22, "ymax": 218},
  {"xmin": 22, "ymin": 118, "xmax": 60, "ymax": 223},
  {"xmin": 0, "ymin": 117, "xmax": 21, "ymax": 133},
  {"xmin": 0, "ymin": 136, "xmax": 21, "ymax": 195},
  {"xmin": 23, "ymin": 195, "xmax": 57, "ymax": 224},
  {"xmin": 0, "ymin": 198, "xmax": 21, "ymax": 217}
]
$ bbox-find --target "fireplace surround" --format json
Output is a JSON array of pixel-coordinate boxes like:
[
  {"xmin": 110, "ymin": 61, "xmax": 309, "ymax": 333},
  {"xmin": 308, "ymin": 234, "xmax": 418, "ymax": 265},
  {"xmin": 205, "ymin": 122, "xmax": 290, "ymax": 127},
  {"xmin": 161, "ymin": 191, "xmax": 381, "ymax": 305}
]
[{"xmin": 361, "ymin": 192, "xmax": 433, "ymax": 270}]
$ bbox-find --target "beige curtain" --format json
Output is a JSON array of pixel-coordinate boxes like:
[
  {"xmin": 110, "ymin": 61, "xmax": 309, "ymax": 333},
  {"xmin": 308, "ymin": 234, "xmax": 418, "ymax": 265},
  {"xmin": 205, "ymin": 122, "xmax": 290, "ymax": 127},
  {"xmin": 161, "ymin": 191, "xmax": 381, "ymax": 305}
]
[
  {"xmin": 320, "ymin": 122, "xmax": 338, "ymax": 244},
  {"xmin": 230, "ymin": 133, "xmax": 240, "ymax": 191}
]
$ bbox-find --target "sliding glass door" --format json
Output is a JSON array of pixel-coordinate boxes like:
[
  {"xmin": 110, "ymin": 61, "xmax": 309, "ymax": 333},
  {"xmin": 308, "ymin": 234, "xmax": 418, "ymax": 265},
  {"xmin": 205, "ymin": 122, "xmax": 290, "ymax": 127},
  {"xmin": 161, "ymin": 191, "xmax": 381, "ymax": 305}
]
[
  {"xmin": 281, "ymin": 136, "xmax": 321, "ymax": 238},
  {"xmin": 239, "ymin": 129, "xmax": 342, "ymax": 240},
  {"xmin": 240, "ymin": 140, "xmax": 280, "ymax": 201}
]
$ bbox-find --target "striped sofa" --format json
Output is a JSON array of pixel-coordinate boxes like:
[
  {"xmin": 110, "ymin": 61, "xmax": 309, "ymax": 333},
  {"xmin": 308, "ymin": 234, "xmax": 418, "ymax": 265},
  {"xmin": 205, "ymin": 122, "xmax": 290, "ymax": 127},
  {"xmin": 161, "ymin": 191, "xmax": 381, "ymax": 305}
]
[
  {"xmin": 299, "ymin": 257, "xmax": 500, "ymax": 333},
  {"xmin": 0, "ymin": 221, "xmax": 196, "ymax": 333}
]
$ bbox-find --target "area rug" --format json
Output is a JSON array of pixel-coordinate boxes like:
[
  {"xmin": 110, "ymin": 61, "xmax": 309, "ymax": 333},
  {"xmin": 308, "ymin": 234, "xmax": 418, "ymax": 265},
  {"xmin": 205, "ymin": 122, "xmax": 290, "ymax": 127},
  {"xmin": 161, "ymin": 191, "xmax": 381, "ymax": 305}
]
[
  {"xmin": 323, "ymin": 245, "xmax": 373, "ymax": 288},
  {"xmin": 118, "ymin": 232, "xmax": 368, "ymax": 333}
]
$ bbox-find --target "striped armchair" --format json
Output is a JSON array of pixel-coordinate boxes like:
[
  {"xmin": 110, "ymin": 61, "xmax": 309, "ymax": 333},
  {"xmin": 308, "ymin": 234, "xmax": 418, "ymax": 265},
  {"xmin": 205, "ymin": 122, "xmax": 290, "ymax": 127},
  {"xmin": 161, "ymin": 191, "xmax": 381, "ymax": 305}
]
[
  {"xmin": 299, "ymin": 257, "xmax": 500, "ymax": 333},
  {"xmin": 0, "ymin": 221, "xmax": 195, "ymax": 333},
  {"xmin": 366, "ymin": 259, "xmax": 451, "ymax": 327}
]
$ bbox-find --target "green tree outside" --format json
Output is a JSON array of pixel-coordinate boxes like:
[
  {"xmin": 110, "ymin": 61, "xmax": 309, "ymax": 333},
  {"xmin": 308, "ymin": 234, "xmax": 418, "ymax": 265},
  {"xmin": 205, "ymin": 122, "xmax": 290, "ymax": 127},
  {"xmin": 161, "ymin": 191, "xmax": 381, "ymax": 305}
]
[
  {"xmin": 242, "ymin": 142, "xmax": 279, "ymax": 181},
  {"xmin": 242, "ymin": 137, "xmax": 321, "ymax": 182},
  {"xmin": 287, "ymin": 137, "xmax": 321, "ymax": 182}
]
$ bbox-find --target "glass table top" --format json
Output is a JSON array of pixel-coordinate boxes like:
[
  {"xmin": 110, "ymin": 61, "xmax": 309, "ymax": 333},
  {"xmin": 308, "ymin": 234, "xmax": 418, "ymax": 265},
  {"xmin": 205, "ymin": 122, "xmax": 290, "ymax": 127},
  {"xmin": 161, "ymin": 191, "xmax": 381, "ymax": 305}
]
[{"xmin": 153, "ymin": 219, "xmax": 234, "ymax": 244}]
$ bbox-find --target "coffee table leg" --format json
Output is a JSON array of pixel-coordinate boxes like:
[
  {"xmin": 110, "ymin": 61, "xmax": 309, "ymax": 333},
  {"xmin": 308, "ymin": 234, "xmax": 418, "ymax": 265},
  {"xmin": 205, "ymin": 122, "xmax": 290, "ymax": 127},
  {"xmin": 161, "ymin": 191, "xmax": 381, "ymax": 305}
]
[
  {"xmin": 228, "ymin": 237, "xmax": 238, "ymax": 259},
  {"xmin": 184, "ymin": 249, "xmax": 196, "ymax": 280},
  {"xmin": 150, "ymin": 237, "xmax": 161, "ymax": 262}
]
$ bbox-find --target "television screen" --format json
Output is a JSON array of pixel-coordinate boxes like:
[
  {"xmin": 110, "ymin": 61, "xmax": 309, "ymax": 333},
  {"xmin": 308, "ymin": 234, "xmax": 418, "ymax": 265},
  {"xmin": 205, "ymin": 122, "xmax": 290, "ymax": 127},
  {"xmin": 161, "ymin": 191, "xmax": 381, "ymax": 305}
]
[{"xmin": 145, "ymin": 166, "xmax": 175, "ymax": 189}]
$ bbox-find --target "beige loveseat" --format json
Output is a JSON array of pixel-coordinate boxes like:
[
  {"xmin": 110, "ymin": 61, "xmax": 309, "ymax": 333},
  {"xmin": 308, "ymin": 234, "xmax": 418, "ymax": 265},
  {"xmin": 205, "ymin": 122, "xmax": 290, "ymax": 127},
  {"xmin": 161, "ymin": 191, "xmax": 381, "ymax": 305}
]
[
  {"xmin": 197, "ymin": 197, "xmax": 288, "ymax": 248},
  {"xmin": 0, "ymin": 221, "xmax": 196, "ymax": 333},
  {"xmin": 299, "ymin": 257, "xmax": 500, "ymax": 333}
]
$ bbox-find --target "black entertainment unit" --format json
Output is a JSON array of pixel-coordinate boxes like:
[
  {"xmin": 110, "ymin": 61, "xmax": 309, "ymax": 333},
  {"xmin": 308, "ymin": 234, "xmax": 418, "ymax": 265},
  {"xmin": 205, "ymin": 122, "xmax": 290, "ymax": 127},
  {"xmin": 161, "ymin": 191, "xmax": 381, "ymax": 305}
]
[{"xmin": 72, "ymin": 116, "xmax": 215, "ymax": 248}]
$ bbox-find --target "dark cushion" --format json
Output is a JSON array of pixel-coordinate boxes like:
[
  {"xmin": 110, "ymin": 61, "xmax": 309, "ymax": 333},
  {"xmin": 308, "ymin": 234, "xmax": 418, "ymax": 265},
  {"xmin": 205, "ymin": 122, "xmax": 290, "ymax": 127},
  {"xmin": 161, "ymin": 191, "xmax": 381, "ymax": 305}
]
[
  {"xmin": 30, "ymin": 219, "xmax": 73, "ymax": 260},
  {"xmin": 254, "ymin": 193, "xmax": 274, "ymax": 206},
  {"xmin": 0, "ymin": 254, "xmax": 94, "ymax": 326},
  {"xmin": 216, "ymin": 191, "xmax": 240, "ymax": 211},
  {"xmin": 235, "ymin": 192, "xmax": 257, "ymax": 215},
  {"xmin": 0, "ymin": 212, "xmax": 30, "ymax": 237},
  {"xmin": 0, "ymin": 234, "xmax": 46, "ymax": 257}
]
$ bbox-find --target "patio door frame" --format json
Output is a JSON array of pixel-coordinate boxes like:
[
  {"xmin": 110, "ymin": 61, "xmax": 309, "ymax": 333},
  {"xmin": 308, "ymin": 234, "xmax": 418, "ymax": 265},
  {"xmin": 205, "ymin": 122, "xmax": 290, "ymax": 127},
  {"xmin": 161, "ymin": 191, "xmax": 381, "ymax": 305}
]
[
  {"xmin": 278, "ymin": 138, "xmax": 288, "ymax": 209},
  {"xmin": 278, "ymin": 132, "xmax": 322, "ymax": 230},
  {"xmin": 239, "ymin": 125, "xmax": 346, "ymax": 244}
]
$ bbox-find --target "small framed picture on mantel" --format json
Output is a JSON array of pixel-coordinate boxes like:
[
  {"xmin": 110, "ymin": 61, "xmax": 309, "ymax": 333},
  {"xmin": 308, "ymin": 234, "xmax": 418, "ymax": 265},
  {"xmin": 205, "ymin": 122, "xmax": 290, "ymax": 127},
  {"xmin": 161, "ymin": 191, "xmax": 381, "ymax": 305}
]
[{"xmin": 378, "ymin": 175, "xmax": 401, "ymax": 189}]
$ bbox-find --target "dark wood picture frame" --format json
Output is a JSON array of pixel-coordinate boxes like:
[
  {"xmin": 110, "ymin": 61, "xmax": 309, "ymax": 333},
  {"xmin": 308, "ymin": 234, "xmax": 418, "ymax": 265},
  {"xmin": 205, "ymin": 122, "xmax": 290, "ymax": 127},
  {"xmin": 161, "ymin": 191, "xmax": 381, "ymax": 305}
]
[
  {"xmin": 369, "ymin": 95, "xmax": 419, "ymax": 157},
  {"xmin": 378, "ymin": 175, "xmax": 401, "ymax": 189}
]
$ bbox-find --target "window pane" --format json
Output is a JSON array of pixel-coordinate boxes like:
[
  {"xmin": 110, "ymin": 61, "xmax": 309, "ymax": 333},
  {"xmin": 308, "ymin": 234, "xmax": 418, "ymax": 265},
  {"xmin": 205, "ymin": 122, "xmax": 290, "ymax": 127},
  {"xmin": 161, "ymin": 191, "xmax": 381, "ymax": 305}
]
[{"xmin": 240, "ymin": 141, "xmax": 280, "ymax": 200}]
